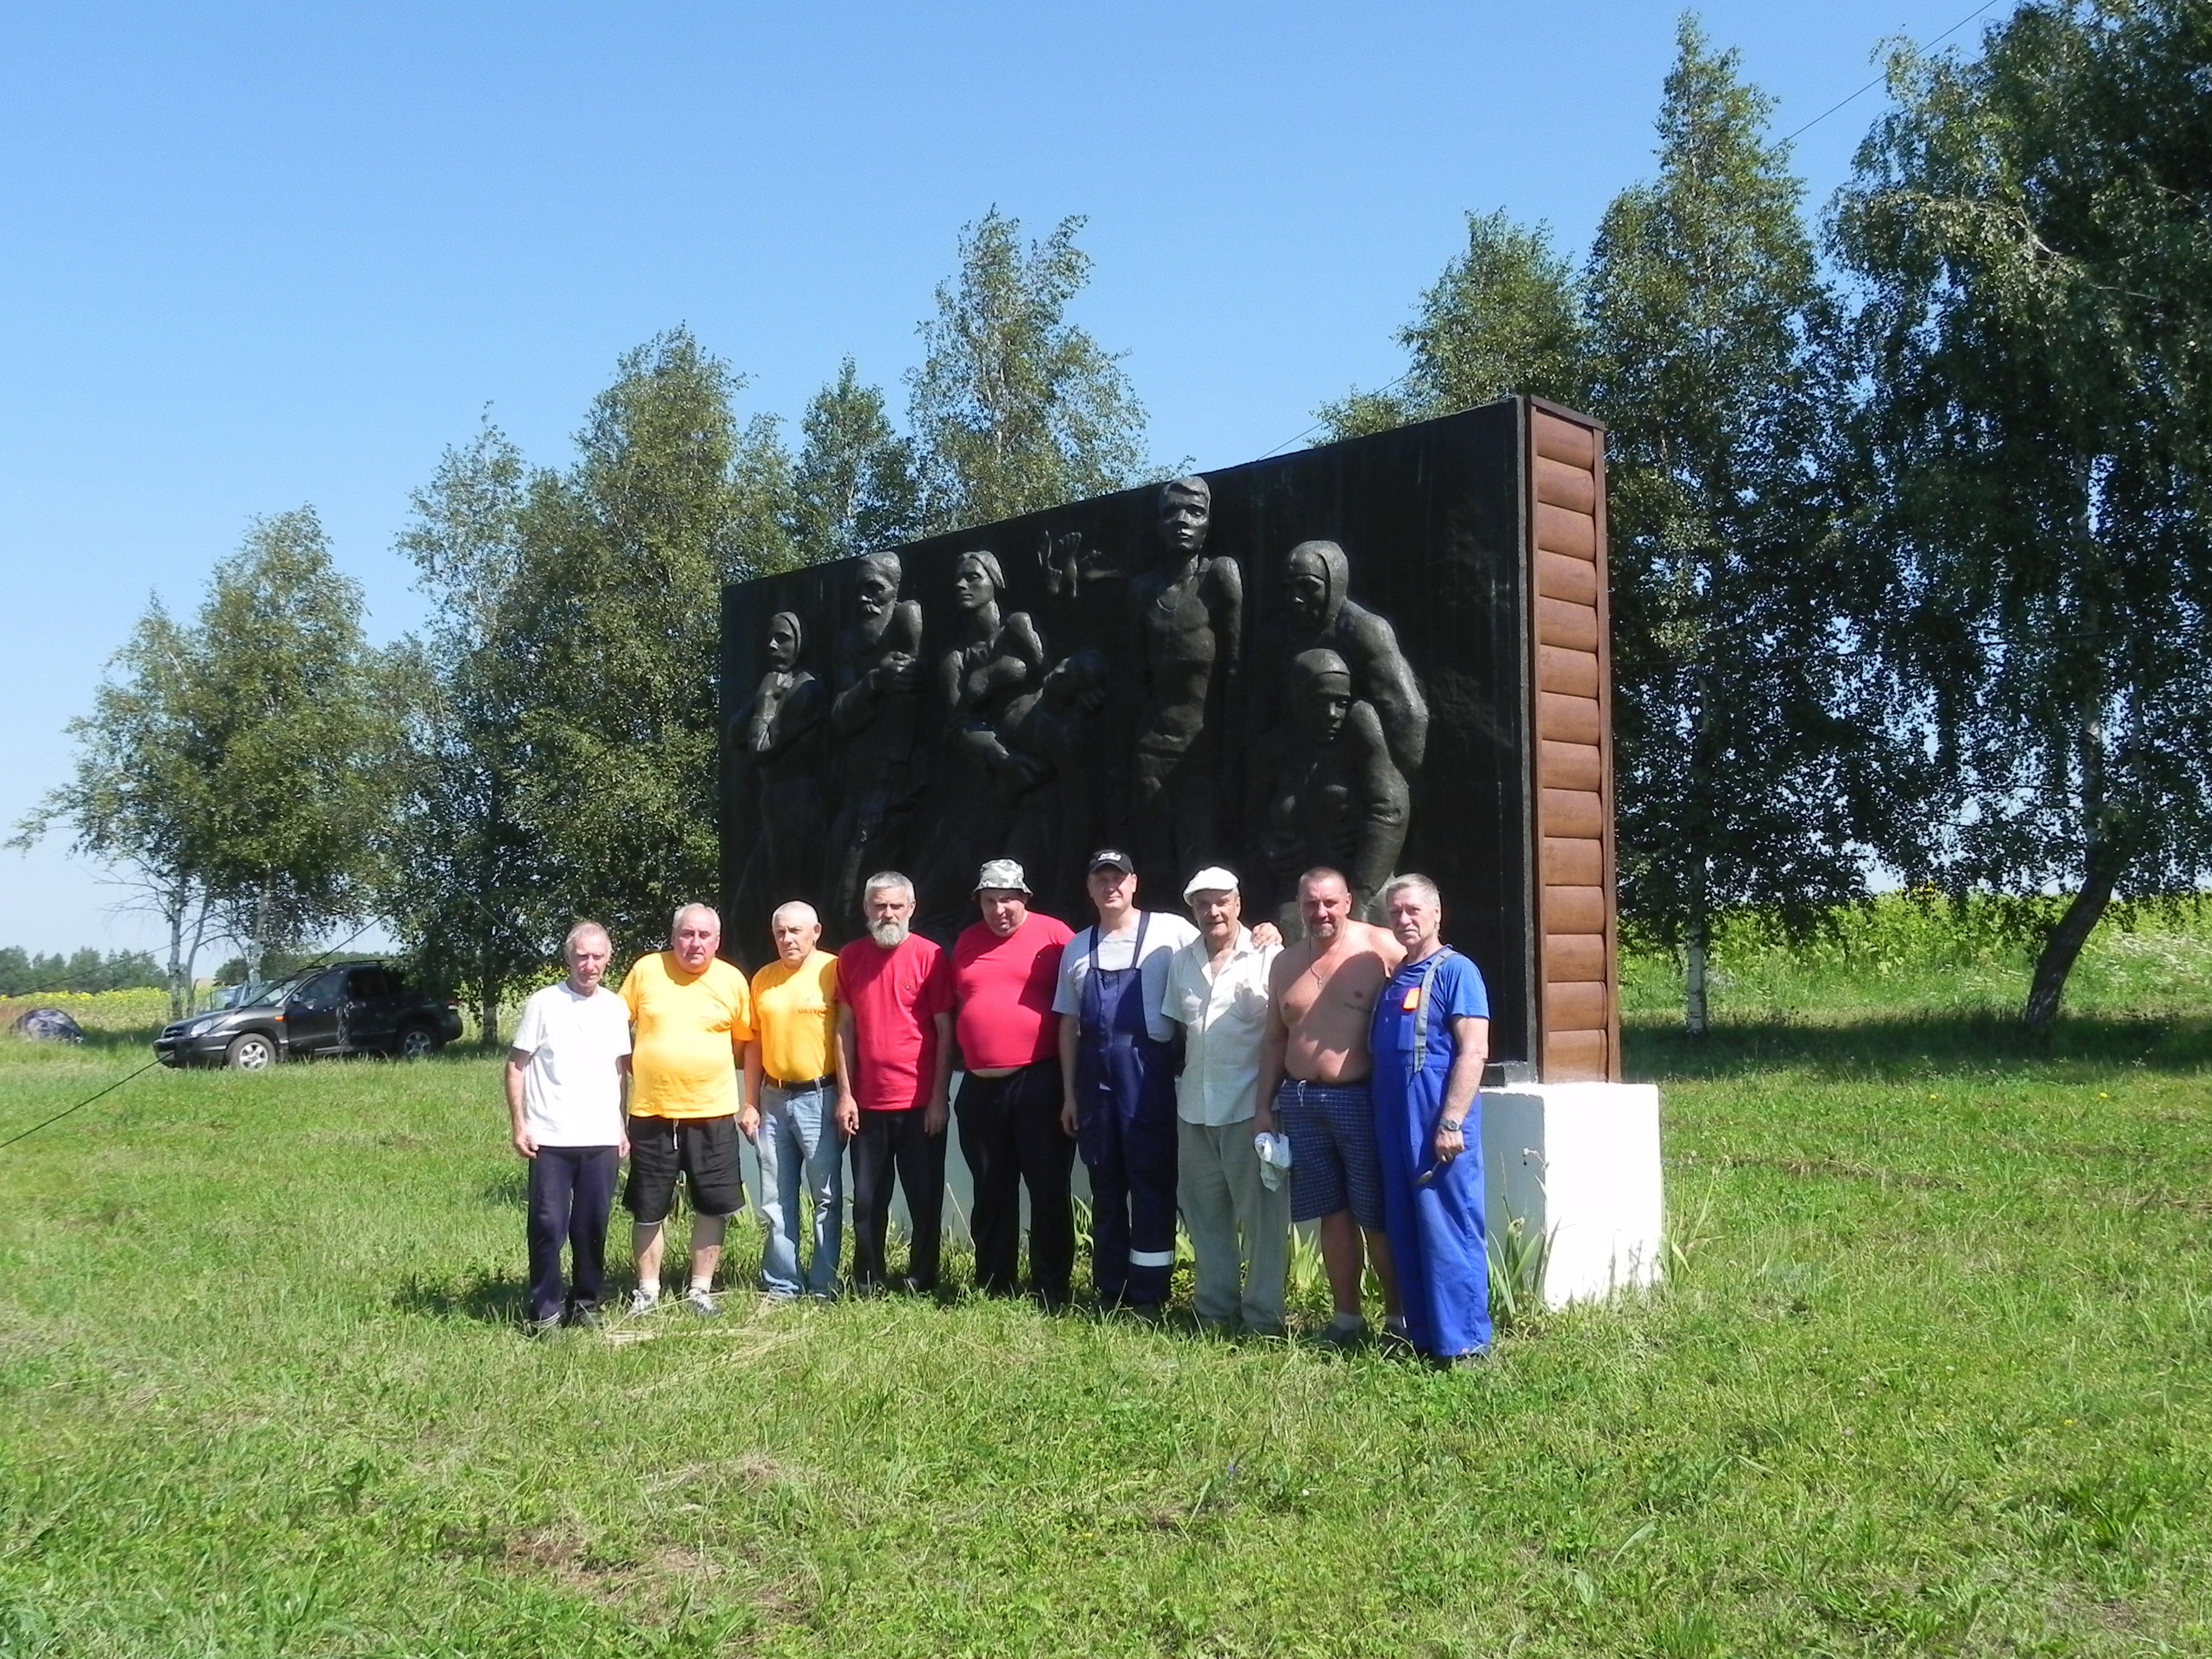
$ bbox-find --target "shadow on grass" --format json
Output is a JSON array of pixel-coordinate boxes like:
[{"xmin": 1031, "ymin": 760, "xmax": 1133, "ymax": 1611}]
[
  {"xmin": 1626, "ymin": 1010, "xmax": 2212, "ymax": 1083},
  {"xmin": 392, "ymin": 1270, "xmax": 531, "ymax": 1326}
]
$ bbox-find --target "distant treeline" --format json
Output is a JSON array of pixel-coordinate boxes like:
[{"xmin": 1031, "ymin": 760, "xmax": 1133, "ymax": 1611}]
[{"xmin": 0, "ymin": 948, "xmax": 164, "ymax": 997}]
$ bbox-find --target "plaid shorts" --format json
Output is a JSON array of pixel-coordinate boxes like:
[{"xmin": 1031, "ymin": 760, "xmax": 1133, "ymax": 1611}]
[{"xmin": 1275, "ymin": 1078, "xmax": 1384, "ymax": 1228}]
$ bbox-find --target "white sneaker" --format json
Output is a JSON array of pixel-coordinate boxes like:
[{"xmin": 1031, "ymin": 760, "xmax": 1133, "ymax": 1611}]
[
  {"xmin": 626, "ymin": 1287, "xmax": 659, "ymax": 1317},
  {"xmin": 683, "ymin": 1286, "xmax": 721, "ymax": 1318}
]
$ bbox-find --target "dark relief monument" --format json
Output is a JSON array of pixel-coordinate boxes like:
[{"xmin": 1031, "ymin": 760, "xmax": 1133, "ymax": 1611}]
[{"xmin": 722, "ymin": 397, "xmax": 1621, "ymax": 1082}]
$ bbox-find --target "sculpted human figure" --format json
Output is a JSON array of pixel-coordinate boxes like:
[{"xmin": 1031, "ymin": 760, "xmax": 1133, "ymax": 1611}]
[
  {"xmin": 1251, "ymin": 649, "xmax": 1410, "ymax": 920},
  {"xmin": 1257, "ymin": 540, "xmax": 1428, "ymax": 778},
  {"xmin": 958, "ymin": 649, "xmax": 1109, "ymax": 917},
  {"xmin": 731, "ymin": 610, "xmax": 828, "ymax": 934},
  {"xmin": 830, "ymin": 554, "xmax": 927, "ymax": 930},
  {"xmin": 1040, "ymin": 475, "xmax": 1242, "ymax": 885},
  {"xmin": 915, "ymin": 551, "xmax": 1050, "ymax": 932}
]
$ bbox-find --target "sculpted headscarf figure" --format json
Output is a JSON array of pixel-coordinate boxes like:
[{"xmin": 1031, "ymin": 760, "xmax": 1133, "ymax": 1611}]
[
  {"xmin": 1258, "ymin": 539, "xmax": 1428, "ymax": 778},
  {"xmin": 1250, "ymin": 647, "xmax": 1410, "ymax": 923},
  {"xmin": 731, "ymin": 610, "xmax": 830, "ymax": 937}
]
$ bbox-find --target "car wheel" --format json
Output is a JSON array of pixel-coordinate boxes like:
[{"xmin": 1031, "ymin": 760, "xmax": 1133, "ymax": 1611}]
[
  {"xmin": 397, "ymin": 1024, "xmax": 440, "ymax": 1061},
  {"xmin": 225, "ymin": 1033, "xmax": 278, "ymax": 1071}
]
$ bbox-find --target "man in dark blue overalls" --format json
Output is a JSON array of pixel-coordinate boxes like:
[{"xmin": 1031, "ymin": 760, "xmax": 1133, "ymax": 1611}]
[{"xmin": 1054, "ymin": 850, "xmax": 1198, "ymax": 1312}]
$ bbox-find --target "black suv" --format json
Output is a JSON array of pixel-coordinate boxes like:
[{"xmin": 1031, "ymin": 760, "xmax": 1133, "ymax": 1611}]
[{"xmin": 154, "ymin": 962, "xmax": 464, "ymax": 1070}]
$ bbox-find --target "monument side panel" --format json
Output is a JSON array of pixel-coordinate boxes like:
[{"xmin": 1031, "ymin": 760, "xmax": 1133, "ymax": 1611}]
[{"xmin": 1526, "ymin": 400, "xmax": 1620, "ymax": 1082}]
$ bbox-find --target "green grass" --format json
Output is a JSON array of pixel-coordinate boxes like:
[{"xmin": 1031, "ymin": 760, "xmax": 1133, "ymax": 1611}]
[{"xmin": 4, "ymin": 934, "xmax": 2212, "ymax": 1657}]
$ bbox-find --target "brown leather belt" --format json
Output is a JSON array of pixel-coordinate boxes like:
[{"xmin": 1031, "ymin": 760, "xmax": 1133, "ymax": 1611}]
[{"xmin": 764, "ymin": 1072, "xmax": 836, "ymax": 1092}]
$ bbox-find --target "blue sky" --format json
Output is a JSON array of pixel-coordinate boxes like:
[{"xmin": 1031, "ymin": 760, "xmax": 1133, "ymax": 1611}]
[{"xmin": 0, "ymin": 1, "xmax": 2006, "ymax": 956}]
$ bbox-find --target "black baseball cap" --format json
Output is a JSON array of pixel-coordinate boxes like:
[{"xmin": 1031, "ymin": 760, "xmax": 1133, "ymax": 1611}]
[{"xmin": 1087, "ymin": 848, "xmax": 1136, "ymax": 875}]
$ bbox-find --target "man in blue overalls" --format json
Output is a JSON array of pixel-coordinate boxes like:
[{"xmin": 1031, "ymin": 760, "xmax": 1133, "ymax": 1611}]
[
  {"xmin": 1054, "ymin": 850, "xmax": 1198, "ymax": 1312},
  {"xmin": 1370, "ymin": 873, "xmax": 1492, "ymax": 1362}
]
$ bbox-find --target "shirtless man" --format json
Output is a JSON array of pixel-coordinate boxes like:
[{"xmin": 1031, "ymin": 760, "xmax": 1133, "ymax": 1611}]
[{"xmin": 1255, "ymin": 866, "xmax": 1407, "ymax": 1344}]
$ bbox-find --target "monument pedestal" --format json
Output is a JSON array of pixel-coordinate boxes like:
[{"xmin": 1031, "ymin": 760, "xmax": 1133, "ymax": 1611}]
[{"xmin": 1480, "ymin": 1082, "xmax": 1663, "ymax": 1309}]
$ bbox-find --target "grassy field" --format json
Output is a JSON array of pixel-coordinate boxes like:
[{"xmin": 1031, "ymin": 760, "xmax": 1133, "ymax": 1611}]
[{"xmin": 3, "ymin": 907, "xmax": 2210, "ymax": 1657}]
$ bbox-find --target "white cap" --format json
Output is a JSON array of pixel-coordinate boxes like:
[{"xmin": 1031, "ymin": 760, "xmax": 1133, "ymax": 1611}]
[{"xmin": 1182, "ymin": 866, "xmax": 1241, "ymax": 900}]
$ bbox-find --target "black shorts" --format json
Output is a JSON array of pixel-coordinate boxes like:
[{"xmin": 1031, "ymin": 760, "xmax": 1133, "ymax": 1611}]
[{"xmin": 623, "ymin": 1114, "xmax": 744, "ymax": 1224}]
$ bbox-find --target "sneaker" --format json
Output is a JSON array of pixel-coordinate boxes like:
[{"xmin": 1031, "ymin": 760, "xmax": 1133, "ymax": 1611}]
[
  {"xmin": 683, "ymin": 1285, "xmax": 721, "ymax": 1318},
  {"xmin": 1319, "ymin": 1313, "xmax": 1369, "ymax": 1348},
  {"xmin": 564, "ymin": 1305, "xmax": 603, "ymax": 1331},
  {"xmin": 524, "ymin": 1314, "xmax": 562, "ymax": 1339},
  {"xmin": 626, "ymin": 1287, "xmax": 659, "ymax": 1318}
]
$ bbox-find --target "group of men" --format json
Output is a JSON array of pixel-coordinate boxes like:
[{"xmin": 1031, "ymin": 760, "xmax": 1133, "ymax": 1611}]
[{"xmin": 503, "ymin": 852, "xmax": 1493, "ymax": 1362}]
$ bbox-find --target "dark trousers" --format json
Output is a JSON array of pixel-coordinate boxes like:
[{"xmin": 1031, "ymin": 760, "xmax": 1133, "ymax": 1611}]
[
  {"xmin": 851, "ymin": 1107, "xmax": 947, "ymax": 1290},
  {"xmin": 956, "ymin": 1059, "xmax": 1076, "ymax": 1302},
  {"xmin": 526, "ymin": 1145, "xmax": 618, "ymax": 1322}
]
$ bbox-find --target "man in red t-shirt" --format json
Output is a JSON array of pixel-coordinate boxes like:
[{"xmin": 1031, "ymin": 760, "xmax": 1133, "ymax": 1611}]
[
  {"xmin": 951, "ymin": 858, "xmax": 1077, "ymax": 1305},
  {"xmin": 834, "ymin": 870, "xmax": 956, "ymax": 1293}
]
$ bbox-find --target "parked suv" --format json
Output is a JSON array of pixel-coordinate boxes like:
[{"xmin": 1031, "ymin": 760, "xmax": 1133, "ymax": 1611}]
[{"xmin": 154, "ymin": 962, "xmax": 464, "ymax": 1070}]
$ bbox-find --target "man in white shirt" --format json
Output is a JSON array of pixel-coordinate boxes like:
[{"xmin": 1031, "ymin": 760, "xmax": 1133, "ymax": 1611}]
[
  {"xmin": 1163, "ymin": 868, "xmax": 1289, "ymax": 1336},
  {"xmin": 1053, "ymin": 850, "xmax": 1198, "ymax": 1311},
  {"xmin": 506, "ymin": 922, "xmax": 634, "ymax": 1333}
]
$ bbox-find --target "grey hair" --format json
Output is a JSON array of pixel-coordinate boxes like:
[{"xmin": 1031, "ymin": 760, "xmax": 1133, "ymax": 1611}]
[
  {"xmin": 563, "ymin": 920, "xmax": 611, "ymax": 957},
  {"xmin": 1380, "ymin": 873, "xmax": 1442, "ymax": 910},
  {"xmin": 771, "ymin": 899, "xmax": 820, "ymax": 930},
  {"xmin": 862, "ymin": 870, "xmax": 914, "ymax": 904},
  {"xmin": 671, "ymin": 902, "xmax": 720, "ymax": 934}
]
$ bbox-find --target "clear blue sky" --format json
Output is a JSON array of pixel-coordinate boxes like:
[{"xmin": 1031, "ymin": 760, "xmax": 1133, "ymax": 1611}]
[{"xmin": 1, "ymin": 1, "xmax": 2006, "ymax": 956}]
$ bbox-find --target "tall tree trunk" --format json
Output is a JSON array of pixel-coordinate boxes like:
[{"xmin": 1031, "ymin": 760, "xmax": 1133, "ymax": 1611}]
[
  {"xmin": 1684, "ymin": 860, "xmax": 1710, "ymax": 1037},
  {"xmin": 165, "ymin": 888, "xmax": 189, "ymax": 1021},
  {"xmin": 476, "ymin": 765, "xmax": 501, "ymax": 1048},
  {"xmin": 2023, "ymin": 840, "xmax": 2123, "ymax": 1027}
]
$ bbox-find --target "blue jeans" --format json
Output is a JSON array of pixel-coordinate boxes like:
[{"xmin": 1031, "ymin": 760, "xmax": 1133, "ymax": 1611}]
[{"xmin": 756, "ymin": 1083, "xmax": 844, "ymax": 1296}]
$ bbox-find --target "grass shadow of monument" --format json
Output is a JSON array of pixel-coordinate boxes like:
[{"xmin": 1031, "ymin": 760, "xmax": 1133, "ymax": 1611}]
[{"xmin": 1626, "ymin": 1011, "xmax": 2212, "ymax": 1083}]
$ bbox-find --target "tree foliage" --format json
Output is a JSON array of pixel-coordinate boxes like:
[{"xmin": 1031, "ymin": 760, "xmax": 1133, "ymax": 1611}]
[
  {"xmin": 1318, "ymin": 209, "xmax": 1589, "ymax": 439},
  {"xmin": 908, "ymin": 208, "xmax": 1147, "ymax": 529},
  {"xmin": 1832, "ymin": 0, "xmax": 2212, "ymax": 1023},
  {"xmin": 788, "ymin": 358, "xmax": 920, "ymax": 564},
  {"xmin": 1587, "ymin": 18, "xmax": 1882, "ymax": 1032}
]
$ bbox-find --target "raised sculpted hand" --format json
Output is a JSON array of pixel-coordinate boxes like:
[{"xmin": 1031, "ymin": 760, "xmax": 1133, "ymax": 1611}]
[
  {"xmin": 1037, "ymin": 529, "xmax": 1082, "ymax": 598},
  {"xmin": 871, "ymin": 650, "xmax": 921, "ymax": 694}
]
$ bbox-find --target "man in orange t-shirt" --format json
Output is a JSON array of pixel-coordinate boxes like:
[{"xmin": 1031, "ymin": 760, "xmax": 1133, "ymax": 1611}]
[{"xmin": 619, "ymin": 902, "xmax": 754, "ymax": 1318}]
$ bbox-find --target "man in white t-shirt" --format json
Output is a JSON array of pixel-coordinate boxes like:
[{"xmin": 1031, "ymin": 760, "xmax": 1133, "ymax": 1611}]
[{"xmin": 506, "ymin": 921, "xmax": 634, "ymax": 1333}]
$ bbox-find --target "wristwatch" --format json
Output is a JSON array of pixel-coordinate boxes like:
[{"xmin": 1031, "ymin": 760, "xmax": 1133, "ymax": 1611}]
[{"xmin": 1440, "ymin": 1118, "xmax": 1464, "ymax": 1133}]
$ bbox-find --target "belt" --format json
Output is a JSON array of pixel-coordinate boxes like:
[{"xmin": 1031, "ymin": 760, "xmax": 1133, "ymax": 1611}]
[{"xmin": 764, "ymin": 1072, "xmax": 836, "ymax": 1092}]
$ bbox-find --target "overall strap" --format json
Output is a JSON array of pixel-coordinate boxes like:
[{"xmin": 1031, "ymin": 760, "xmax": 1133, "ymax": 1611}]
[{"xmin": 1410, "ymin": 947, "xmax": 1455, "ymax": 1071}]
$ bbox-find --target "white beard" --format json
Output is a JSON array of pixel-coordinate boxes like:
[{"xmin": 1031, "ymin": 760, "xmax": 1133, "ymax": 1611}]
[{"xmin": 870, "ymin": 917, "xmax": 910, "ymax": 948}]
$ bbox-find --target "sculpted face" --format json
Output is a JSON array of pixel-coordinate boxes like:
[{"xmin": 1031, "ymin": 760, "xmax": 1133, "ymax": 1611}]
[
  {"xmin": 856, "ymin": 566, "xmax": 897, "ymax": 622},
  {"xmin": 565, "ymin": 930, "xmax": 611, "ymax": 994},
  {"xmin": 1158, "ymin": 487, "xmax": 1210, "ymax": 557},
  {"xmin": 770, "ymin": 908, "xmax": 820, "ymax": 967},
  {"xmin": 766, "ymin": 614, "xmax": 800, "ymax": 673},
  {"xmin": 1296, "ymin": 677, "xmax": 1352, "ymax": 746},
  {"xmin": 672, "ymin": 908, "xmax": 720, "ymax": 972},
  {"xmin": 1285, "ymin": 550, "xmax": 1332, "ymax": 633},
  {"xmin": 1299, "ymin": 875, "xmax": 1352, "ymax": 944},
  {"xmin": 1087, "ymin": 865, "xmax": 1137, "ymax": 923},
  {"xmin": 1188, "ymin": 888, "xmax": 1240, "ymax": 948},
  {"xmin": 1386, "ymin": 886, "xmax": 1442, "ymax": 954},
  {"xmin": 979, "ymin": 888, "xmax": 1029, "ymax": 938},
  {"xmin": 953, "ymin": 555, "xmax": 996, "ymax": 614}
]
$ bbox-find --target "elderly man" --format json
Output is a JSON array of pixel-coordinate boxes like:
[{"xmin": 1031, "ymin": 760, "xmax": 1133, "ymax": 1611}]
[
  {"xmin": 743, "ymin": 901, "xmax": 847, "ymax": 1299},
  {"xmin": 1256, "ymin": 867, "xmax": 1406, "ymax": 1345},
  {"xmin": 835, "ymin": 871, "xmax": 955, "ymax": 1294},
  {"xmin": 1054, "ymin": 850, "xmax": 1198, "ymax": 1312},
  {"xmin": 506, "ymin": 921, "xmax": 632, "ymax": 1333},
  {"xmin": 1372, "ymin": 875, "xmax": 1492, "ymax": 1362},
  {"xmin": 1163, "ymin": 868, "xmax": 1289, "ymax": 1336},
  {"xmin": 620, "ymin": 902, "xmax": 754, "ymax": 1318},
  {"xmin": 953, "ymin": 859, "xmax": 1077, "ymax": 1304}
]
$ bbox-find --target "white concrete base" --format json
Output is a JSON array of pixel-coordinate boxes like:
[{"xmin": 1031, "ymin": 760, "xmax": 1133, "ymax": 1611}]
[{"xmin": 1480, "ymin": 1082, "xmax": 1664, "ymax": 1309}]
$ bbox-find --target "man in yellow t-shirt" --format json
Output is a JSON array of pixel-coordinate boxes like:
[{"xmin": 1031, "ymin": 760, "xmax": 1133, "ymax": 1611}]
[
  {"xmin": 742, "ymin": 900, "xmax": 852, "ymax": 1298},
  {"xmin": 619, "ymin": 902, "xmax": 754, "ymax": 1318}
]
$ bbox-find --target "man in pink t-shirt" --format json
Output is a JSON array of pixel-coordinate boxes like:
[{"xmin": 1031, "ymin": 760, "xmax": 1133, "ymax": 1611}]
[
  {"xmin": 951, "ymin": 858, "xmax": 1077, "ymax": 1305},
  {"xmin": 834, "ymin": 870, "xmax": 955, "ymax": 1293}
]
